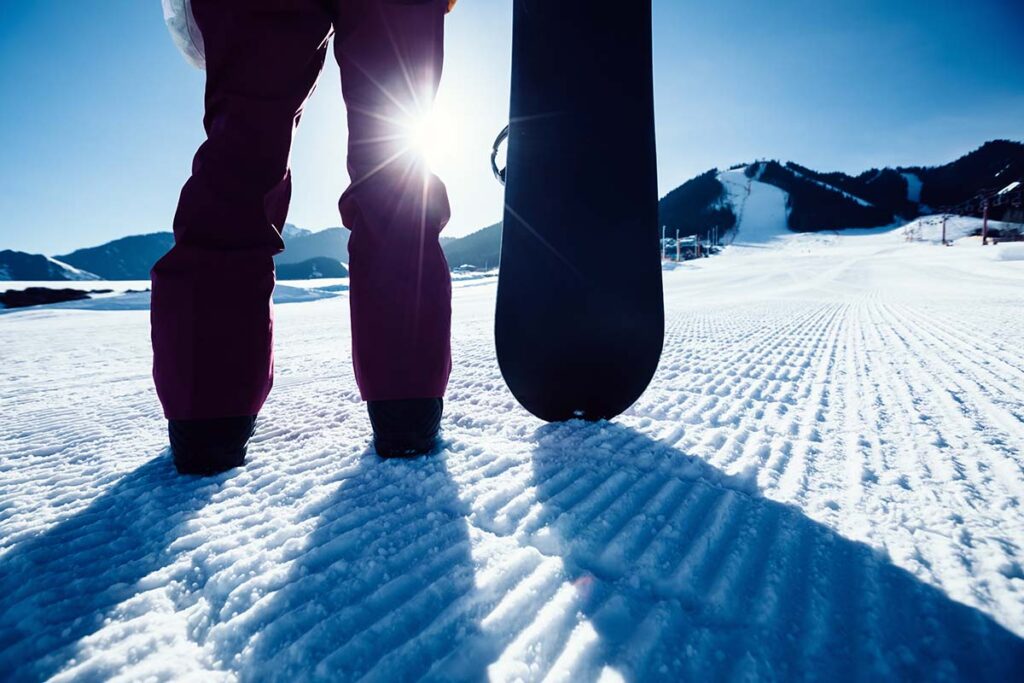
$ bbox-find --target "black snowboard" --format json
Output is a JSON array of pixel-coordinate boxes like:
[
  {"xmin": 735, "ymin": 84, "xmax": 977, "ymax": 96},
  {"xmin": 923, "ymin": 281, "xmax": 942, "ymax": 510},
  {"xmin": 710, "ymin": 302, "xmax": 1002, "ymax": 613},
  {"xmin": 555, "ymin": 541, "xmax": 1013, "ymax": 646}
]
[{"xmin": 495, "ymin": 0, "xmax": 664, "ymax": 422}]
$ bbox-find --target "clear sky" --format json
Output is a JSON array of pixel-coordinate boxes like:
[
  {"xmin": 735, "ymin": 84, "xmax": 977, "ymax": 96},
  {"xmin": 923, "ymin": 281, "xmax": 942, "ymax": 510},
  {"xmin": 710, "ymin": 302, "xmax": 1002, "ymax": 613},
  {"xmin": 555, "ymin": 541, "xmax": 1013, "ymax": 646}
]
[{"xmin": 1, "ymin": 0, "xmax": 1022, "ymax": 255}]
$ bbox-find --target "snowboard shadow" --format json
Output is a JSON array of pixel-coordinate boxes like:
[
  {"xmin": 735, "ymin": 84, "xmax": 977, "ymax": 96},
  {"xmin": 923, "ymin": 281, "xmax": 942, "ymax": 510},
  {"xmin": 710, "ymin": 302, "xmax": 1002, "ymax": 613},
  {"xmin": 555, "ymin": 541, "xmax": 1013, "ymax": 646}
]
[
  {"xmin": 516, "ymin": 421, "xmax": 1024, "ymax": 681},
  {"xmin": 221, "ymin": 446, "xmax": 482, "ymax": 681},
  {"xmin": 0, "ymin": 454, "xmax": 222, "ymax": 681}
]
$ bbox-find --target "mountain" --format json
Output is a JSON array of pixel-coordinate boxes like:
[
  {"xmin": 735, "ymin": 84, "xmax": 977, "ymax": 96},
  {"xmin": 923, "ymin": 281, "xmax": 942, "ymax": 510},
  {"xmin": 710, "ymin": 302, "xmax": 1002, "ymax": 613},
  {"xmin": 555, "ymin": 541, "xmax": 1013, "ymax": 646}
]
[
  {"xmin": 275, "ymin": 257, "xmax": 348, "ymax": 280},
  {"xmin": 748, "ymin": 161, "xmax": 897, "ymax": 231},
  {"xmin": 661, "ymin": 162, "xmax": 906, "ymax": 239},
  {"xmin": 278, "ymin": 227, "xmax": 349, "ymax": 265},
  {"xmin": 277, "ymin": 223, "xmax": 505, "ymax": 271},
  {"xmin": 44, "ymin": 224, "xmax": 495, "ymax": 281},
  {"xmin": 0, "ymin": 250, "xmax": 99, "ymax": 281},
  {"xmin": 436, "ymin": 141, "xmax": 1024, "ymax": 261},
  {"xmin": 902, "ymin": 139, "xmax": 1024, "ymax": 208},
  {"xmin": 46, "ymin": 227, "xmax": 344, "ymax": 281},
  {"xmin": 441, "ymin": 222, "xmax": 502, "ymax": 270},
  {"xmin": 13, "ymin": 140, "xmax": 1019, "ymax": 281},
  {"xmin": 659, "ymin": 140, "xmax": 1024, "ymax": 240},
  {"xmin": 56, "ymin": 233, "xmax": 174, "ymax": 280},
  {"xmin": 281, "ymin": 223, "xmax": 311, "ymax": 241},
  {"xmin": 658, "ymin": 169, "xmax": 737, "ymax": 238}
]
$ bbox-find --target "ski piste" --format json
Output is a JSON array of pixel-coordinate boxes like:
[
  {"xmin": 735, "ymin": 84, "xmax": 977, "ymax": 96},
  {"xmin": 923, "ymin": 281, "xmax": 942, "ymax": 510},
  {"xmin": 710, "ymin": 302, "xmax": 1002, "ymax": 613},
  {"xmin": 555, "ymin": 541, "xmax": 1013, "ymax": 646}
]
[{"xmin": 494, "ymin": 0, "xmax": 664, "ymax": 422}]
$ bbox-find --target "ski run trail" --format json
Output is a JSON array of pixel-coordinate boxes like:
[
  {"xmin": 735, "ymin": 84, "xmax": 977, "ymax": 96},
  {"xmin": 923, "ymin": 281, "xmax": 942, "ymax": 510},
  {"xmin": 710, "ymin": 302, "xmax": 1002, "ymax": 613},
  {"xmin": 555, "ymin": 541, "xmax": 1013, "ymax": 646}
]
[{"xmin": 2, "ymin": 224, "xmax": 1024, "ymax": 682}]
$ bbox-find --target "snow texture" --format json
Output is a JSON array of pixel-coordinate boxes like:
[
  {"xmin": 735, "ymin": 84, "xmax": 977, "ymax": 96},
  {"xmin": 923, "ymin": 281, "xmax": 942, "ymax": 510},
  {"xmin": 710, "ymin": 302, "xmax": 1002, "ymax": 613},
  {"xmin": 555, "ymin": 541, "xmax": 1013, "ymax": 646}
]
[{"xmin": 2, "ymin": 229, "xmax": 1024, "ymax": 681}]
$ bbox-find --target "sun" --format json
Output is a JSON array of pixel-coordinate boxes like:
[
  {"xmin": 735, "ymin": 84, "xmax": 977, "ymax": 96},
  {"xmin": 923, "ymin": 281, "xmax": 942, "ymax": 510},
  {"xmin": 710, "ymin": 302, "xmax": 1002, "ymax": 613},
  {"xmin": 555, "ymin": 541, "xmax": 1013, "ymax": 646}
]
[{"xmin": 406, "ymin": 105, "xmax": 451, "ymax": 172}]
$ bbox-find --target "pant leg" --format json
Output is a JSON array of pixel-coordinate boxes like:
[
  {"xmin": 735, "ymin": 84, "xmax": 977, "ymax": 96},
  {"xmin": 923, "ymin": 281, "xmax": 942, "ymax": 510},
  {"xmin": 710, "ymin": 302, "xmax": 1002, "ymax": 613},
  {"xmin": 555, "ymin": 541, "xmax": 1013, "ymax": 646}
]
[
  {"xmin": 152, "ymin": 1, "xmax": 333, "ymax": 420},
  {"xmin": 332, "ymin": 0, "xmax": 453, "ymax": 401}
]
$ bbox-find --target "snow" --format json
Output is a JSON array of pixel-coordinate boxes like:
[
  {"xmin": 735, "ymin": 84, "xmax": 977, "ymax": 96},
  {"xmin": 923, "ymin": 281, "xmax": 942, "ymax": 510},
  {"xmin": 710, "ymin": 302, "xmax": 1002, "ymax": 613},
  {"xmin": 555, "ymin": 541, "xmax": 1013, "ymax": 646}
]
[
  {"xmin": 0, "ymin": 281, "xmax": 346, "ymax": 314},
  {"xmin": 898, "ymin": 215, "xmax": 1018, "ymax": 245},
  {"xmin": 282, "ymin": 224, "xmax": 313, "ymax": 240},
  {"xmin": 48, "ymin": 257, "xmax": 101, "ymax": 281},
  {"xmin": 995, "ymin": 243, "xmax": 1024, "ymax": 261},
  {"xmin": 270, "ymin": 284, "xmax": 344, "ymax": 305},
  {"xmin": 902, "ymin": 172, "xmax": 923, "ymax": 204},
  {"xmin": 900, "ymin": 214, "xmax": 982, "ymax": 243},
  {"xmin": 717, "ymin": 169, "xmax": 792, "ymax": 247},
  {"xmin": 0, "ymin": 274, "xmax": 494, "ymax": 314},
  {"xmin": 0, "ymin": 279, "xmax": 154, "ymax": 293},
  {"xmin": 2, "ymin": 229, "xmax": 1024, "ymax": 680}
]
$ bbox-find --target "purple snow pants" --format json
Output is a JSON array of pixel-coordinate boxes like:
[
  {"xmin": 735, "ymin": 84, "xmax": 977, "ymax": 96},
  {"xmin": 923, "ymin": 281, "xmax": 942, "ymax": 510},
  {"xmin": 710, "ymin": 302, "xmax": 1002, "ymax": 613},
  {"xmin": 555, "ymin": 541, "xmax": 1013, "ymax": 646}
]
[{"xmin": 152, "ymin": 0, "xmax": 452, "ymax": 420}]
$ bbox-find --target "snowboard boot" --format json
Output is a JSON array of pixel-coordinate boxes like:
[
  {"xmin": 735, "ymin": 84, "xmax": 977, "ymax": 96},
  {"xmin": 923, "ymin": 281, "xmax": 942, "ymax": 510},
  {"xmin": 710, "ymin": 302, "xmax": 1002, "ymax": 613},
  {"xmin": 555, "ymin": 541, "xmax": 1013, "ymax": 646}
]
[
  {"xmin": 169, "ymin": 415, "xmax": 257, "ymax": 476},
  {"xmin": 367, "ymin": 398, "xmax": 443, "ymax": 458}
]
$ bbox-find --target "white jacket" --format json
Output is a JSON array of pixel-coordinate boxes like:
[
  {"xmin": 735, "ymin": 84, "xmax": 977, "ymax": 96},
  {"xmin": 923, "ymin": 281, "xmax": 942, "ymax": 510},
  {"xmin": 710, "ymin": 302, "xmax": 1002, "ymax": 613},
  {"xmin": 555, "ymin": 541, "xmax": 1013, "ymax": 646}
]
[{"xmin": 162, "ymin": 0, "xmax": 205, "ymax": 70}]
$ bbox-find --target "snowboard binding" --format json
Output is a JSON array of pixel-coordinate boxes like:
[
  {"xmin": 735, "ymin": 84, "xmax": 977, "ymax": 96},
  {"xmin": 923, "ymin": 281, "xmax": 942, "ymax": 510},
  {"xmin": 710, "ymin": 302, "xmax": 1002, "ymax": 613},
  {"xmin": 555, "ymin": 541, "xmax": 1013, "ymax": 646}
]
[{"xmin": 491, "ymin": 125, "xmax": 509, "ymax": 185}]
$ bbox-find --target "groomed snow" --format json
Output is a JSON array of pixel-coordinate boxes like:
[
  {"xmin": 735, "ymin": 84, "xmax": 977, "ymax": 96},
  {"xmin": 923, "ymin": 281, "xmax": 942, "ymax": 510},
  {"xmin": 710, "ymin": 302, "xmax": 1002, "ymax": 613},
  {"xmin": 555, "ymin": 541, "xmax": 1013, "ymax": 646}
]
[
  {"xmin": 2, "ymin": 229, "xmax": 1024, "ymax": 680},
  {"xmin": 717, "ymin": 169, "xmax": 791, "ymax": 247}
]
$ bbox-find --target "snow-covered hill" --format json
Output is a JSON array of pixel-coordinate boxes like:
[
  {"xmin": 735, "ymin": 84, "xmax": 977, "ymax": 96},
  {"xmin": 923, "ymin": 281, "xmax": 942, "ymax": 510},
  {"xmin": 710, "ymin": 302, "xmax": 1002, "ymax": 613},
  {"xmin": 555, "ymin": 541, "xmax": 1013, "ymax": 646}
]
[
  {"xmin": 717, "ymin": 167, "xmax": 791, "ymax": 246},
  {"xmin": 0, "ymin": 250, "xmax": 99, "ymax": 281},
  {"xmin": 1, "ymin": 230, "xmax": 1023, "ymax": 680},
  {"xmin": 659, "ymin": 140, "xmax": 1024, "ymax": 243}
]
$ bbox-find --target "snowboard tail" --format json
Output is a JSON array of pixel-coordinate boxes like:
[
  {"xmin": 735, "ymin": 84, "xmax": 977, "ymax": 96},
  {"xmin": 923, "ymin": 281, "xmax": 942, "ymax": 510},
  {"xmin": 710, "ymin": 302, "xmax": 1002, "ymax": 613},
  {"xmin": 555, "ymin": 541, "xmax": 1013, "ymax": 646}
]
[{"xmin": 496, "ymin": 0, "xmax": 664, "ymax": 422}]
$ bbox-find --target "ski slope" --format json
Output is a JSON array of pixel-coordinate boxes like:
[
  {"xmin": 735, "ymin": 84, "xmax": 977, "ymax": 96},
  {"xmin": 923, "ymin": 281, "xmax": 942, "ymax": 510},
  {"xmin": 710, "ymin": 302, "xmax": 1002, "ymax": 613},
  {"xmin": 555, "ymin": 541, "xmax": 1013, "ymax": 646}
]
[
  {"xmin": 718, "ymin": 168, "xmax": 792, "ymax": 248},
  {"xmin": 2, "ymin": 228, "xmax": 1024, "ymax": 681}
]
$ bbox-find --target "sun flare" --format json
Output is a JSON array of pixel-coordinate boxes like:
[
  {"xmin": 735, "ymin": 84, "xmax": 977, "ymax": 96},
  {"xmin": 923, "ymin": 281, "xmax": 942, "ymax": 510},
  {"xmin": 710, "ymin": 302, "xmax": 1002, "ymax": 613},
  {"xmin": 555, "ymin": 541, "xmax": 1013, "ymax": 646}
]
[{"xmin": 405, "ymin": 105, "xmax": 451, "ymax": 171}]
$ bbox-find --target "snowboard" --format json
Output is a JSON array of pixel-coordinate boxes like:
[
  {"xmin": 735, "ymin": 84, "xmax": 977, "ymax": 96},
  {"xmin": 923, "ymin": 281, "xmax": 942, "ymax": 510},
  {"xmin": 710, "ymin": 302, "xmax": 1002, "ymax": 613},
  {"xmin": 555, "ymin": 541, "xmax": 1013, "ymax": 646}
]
[{"xmin": 495, "ymin": 0, "xmax": 664, "ymax": 422}]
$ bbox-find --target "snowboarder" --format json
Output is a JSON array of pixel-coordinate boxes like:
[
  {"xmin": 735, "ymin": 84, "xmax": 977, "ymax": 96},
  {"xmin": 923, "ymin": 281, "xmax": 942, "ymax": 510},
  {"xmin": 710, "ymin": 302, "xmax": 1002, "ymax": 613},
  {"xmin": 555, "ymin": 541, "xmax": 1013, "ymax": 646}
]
[{"xmin": 155, "ymin": 0, "xmax": 458, "ymax": 474}]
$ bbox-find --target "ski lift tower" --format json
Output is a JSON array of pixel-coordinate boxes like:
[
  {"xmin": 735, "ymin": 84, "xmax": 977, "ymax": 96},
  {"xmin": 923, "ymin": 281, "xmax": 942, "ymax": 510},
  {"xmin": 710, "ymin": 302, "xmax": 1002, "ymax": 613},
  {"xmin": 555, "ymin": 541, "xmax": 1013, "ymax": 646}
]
[{"xmin": 981, "ymin": 198, "xmax": 990, "ymax": 245}]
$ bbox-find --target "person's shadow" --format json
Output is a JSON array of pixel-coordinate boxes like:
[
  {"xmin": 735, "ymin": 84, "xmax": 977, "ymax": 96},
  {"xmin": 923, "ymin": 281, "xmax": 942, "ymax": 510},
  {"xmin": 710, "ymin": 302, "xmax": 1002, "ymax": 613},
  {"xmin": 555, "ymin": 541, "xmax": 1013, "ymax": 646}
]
[
  {"xmin": 4, "ymin": 425, "xmax": 1023, "ymax": 681},
  {"xmin": 469, "ymin": 421, "xmax": 1024, "ymax": 682},
  {"xmin": 0, "ymin": 455, "xmax": 222, "ymax": 681},
  {"xmin": 214, "ymin": 447, "xmax": 482, "ymax": 682},
  {"xmin": 0, "ymin": 446, "xmax": 483, "ymax": 682}
]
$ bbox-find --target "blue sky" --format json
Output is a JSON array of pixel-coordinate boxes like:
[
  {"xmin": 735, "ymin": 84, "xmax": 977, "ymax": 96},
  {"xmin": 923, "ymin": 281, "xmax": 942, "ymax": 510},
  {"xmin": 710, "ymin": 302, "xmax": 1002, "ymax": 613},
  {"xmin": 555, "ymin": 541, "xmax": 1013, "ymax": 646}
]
[{"xmin": 1, "ymin": 0, "xmax": 1022, "ymax": 254}]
